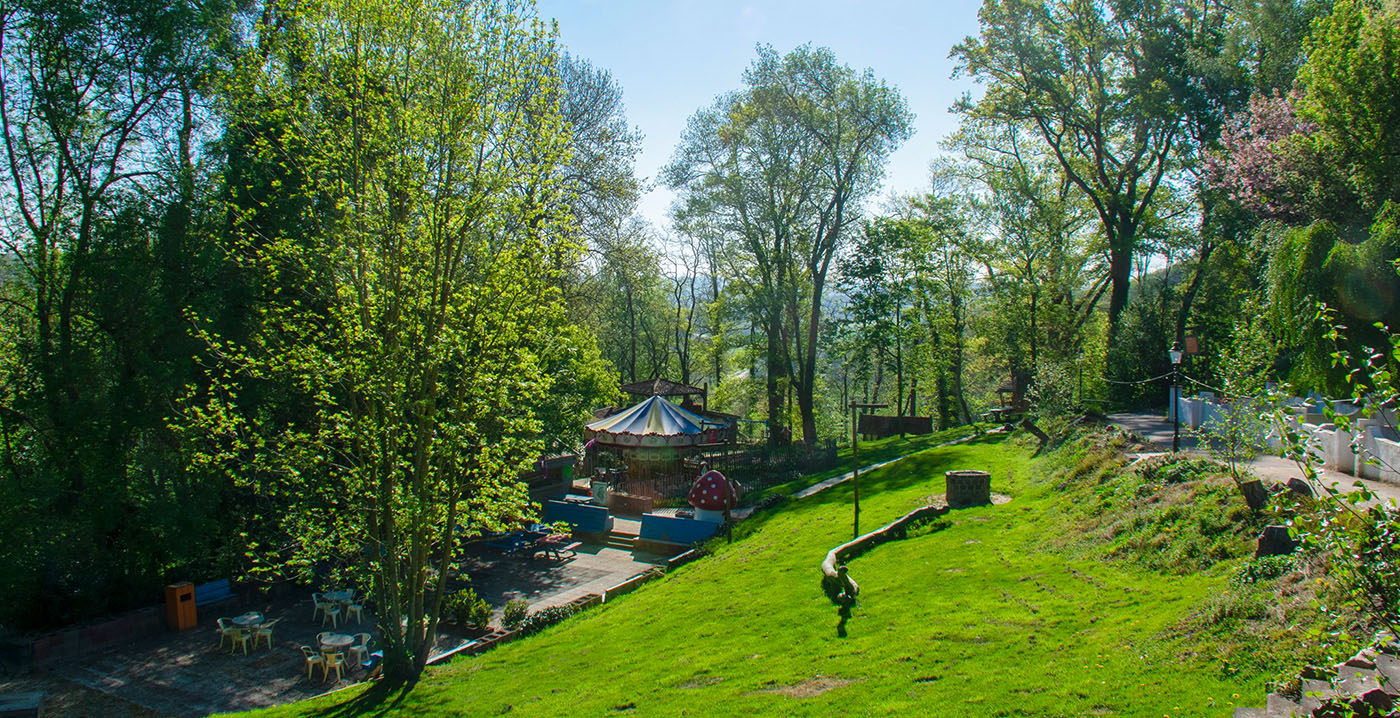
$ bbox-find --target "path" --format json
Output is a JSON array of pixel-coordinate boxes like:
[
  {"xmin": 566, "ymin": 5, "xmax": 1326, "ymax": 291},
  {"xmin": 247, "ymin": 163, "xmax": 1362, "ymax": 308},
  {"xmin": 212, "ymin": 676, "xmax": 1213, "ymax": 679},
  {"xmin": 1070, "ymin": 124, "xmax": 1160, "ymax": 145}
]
[
  {"xmin": 1109, "ymin": 412, "xmax": 1400, "ymax": 506},
  {"xmin": 789, "ymin": 431, "xmax": 987, "ymax": 501}
]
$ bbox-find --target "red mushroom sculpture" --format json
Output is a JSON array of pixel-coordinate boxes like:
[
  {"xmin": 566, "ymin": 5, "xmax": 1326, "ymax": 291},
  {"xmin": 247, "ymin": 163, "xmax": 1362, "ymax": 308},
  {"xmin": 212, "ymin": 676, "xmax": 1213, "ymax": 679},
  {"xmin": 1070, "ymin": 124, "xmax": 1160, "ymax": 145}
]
[{"xmin": 688, "ymin": 469, "xmax": 738, "ymax": 522}]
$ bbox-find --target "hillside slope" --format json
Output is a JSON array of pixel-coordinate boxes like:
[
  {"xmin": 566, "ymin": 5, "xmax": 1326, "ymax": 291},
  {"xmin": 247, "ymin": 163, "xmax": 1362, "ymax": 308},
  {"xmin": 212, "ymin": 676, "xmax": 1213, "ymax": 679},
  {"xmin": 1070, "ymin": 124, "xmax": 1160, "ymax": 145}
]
[{"xmin": 238, "ymin": 430, "xmax": 1274, "ymax": 718}]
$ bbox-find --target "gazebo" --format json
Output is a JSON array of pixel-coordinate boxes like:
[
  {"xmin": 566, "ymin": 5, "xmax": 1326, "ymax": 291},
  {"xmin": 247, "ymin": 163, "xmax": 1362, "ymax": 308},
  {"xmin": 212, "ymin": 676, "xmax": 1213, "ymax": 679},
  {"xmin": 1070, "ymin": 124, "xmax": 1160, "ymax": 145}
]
[{"xmin": 584, "ymin": 396, "xmax": 714, "ymax": 499}]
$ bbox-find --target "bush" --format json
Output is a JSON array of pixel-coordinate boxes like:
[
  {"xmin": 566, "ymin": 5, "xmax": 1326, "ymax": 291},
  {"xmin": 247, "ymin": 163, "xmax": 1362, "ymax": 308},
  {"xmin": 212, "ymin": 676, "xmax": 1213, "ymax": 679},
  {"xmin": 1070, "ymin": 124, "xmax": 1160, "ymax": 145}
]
[
  {"xmin": 503, "ymin": 598, "xmax": 530, "ymax": 629},
  {"xmin": 1230, "ymin": 554, "xmax": 1298, "ymax": 588},
  {"xmin": 516, "ymin": 604, "xmax": 577, "ymax": 636},
  {"xmin": 444, "ymin": 588, "xmax": 492, "ymax": 628}
]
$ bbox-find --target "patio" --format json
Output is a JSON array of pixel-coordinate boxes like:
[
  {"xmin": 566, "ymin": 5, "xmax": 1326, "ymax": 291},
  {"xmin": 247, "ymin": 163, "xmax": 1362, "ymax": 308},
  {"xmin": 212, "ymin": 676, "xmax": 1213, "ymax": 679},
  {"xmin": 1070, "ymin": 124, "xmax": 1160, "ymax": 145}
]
[{"xmin": 0, "ymin": 538, "xmax": 667, "ymax": 717}]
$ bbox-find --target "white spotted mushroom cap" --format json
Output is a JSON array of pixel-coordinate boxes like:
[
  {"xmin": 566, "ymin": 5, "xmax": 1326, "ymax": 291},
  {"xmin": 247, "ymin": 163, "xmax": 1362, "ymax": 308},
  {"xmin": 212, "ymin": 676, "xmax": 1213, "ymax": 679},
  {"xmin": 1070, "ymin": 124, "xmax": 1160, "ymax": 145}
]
[{"xmin": 688, "ymin": 470, "xmax": 737, "ymax": 510}]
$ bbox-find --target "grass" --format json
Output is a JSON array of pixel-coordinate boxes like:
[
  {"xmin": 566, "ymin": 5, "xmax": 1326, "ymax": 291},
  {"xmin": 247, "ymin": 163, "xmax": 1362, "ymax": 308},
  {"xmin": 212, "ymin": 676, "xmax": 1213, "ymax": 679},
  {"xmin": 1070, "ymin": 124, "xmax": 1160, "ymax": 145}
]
[{"xmin": 233, "ymin": 427, "xmax": 1292, "ymax": 718}]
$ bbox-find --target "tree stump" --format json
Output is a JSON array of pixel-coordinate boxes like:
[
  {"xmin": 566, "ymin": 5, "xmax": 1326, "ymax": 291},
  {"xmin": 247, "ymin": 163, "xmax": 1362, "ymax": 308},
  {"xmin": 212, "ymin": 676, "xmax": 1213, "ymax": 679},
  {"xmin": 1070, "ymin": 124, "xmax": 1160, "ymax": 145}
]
[
  {"xmin": 1256, "ymin": 525, "xmax": 1297, "ymax": 558},
  {"xmin": 946, "ymin": 470, "xmax": 991, "ymax": 508},
  {"xmin": 1240, "ymin": 479, "xmax": 1268, "ymax": 512}
]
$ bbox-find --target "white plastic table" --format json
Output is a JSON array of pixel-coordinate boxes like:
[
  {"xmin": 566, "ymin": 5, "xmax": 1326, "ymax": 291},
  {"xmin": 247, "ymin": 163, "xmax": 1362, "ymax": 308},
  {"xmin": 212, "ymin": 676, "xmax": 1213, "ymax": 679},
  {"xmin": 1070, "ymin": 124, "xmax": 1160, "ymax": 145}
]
[
  {"xmin": 231, "ymin": 611, "xmax": 263, "ymax": 628},
  {"xmin": 320, "ymin": 633, "xmax": 353, "ymax": 652}
]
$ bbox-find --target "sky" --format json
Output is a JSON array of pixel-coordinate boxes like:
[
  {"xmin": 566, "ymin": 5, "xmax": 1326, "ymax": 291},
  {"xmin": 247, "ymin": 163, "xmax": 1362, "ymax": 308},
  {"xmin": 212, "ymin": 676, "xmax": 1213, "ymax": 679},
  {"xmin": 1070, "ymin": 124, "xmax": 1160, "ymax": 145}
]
[{"xmin": 534, "ymin": 0, "xmax": 986, "ymax": 230}]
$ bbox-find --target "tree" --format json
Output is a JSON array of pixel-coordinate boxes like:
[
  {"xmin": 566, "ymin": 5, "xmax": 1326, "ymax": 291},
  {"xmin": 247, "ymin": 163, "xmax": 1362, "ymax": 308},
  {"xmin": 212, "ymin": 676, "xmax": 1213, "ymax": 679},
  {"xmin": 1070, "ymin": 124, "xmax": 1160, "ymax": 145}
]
[
  {"xmin": 0, "ymin": 0, "xmax": 233, "ymax": 627},
  {"xmin": 183, "ymin": 0, "xmax": 587, "ymax": 678},
  {"xmin": 952, "ymin": 0, "xmax": 1182, "ymax": 363},
  {"xmin": 946, "ymin": 123, "xmax": 1102, "ymax": 381},
  {"xmin": 666, "ymin": 44, "xmax": 912, "ymax": 444}
]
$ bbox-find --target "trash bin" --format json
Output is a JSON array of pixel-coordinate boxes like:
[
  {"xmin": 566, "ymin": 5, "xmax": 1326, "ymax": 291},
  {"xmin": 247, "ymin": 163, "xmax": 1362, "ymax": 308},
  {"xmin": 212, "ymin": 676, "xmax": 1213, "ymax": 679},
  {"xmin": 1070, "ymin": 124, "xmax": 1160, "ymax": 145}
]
[
  {"xmin": 590, "ymin": 480, "xmax": 610, "ymax": 506},
  {"xmin": 165, "ymin": 582, "xmax": 196, "ymax": 631}
]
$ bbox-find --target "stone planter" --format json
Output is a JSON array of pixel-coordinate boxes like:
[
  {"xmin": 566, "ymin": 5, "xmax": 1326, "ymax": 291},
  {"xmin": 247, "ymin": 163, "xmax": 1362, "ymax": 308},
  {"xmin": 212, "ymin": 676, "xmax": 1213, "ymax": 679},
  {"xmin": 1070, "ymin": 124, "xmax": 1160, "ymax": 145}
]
[{"xmin": 945, "ymin": 470, "xmax": 991, "ymax": 508}]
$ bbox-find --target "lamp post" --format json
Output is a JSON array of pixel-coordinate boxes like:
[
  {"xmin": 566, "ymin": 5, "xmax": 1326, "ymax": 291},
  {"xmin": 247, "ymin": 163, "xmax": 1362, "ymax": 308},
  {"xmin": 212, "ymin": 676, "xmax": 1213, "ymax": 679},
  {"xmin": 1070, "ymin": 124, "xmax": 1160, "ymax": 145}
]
[
  {"xmin": 1169, "ymin": 343, "xmax": 1184, "ymax": 452},
  {"xmin": 849, "ymin": 401, "xmax": 888, "ymax": 539}
]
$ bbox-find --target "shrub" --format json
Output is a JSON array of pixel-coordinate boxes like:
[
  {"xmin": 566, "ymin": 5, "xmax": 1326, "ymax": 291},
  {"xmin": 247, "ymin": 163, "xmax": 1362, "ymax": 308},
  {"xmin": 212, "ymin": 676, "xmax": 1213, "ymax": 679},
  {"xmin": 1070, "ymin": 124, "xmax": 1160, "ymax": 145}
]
[
  {"xmin": 444, "ymin": 588, "xmax": 492, "ymax": 629},
  {"xmin": 1230, "ymin": 554, "xmax": 1298, "ymax": 588},
  {"xmin": 754, "ymin": 493, "xmax": 789, "ymax": 512},
  {"xmin": 503, "ymin": 598, "xmax": 530, "ymax": 629},
  {"xmin": 516, "ymin": 604, "xmax": 577, "ymax": 636}
]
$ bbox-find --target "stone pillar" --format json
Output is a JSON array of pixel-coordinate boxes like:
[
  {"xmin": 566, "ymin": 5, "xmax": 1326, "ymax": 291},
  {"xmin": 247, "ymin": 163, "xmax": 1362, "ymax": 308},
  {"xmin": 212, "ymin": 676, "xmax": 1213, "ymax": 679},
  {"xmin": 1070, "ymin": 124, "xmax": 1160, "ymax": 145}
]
[{"xmin": 945, "ymin": 470, "xmax": 991, "ymax": 508}]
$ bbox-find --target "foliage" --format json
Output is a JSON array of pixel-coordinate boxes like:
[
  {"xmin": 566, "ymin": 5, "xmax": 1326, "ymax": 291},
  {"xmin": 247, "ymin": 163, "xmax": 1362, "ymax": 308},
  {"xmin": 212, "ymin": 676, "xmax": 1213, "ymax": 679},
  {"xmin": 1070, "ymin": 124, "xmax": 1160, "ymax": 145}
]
[
  {"xmin": 502, "ymin": 598, "xmax": 531, "ymax": 630},
  {"xmin": 1294, "ymin": 0, "xmax": 1400, "ymax": 218},
  {"xmin": 665, "ymin": 44, "xmax": 913, "ymax": 444},
  {"xmin": 1230, "ymin": 554, "xmax": 1298, "ymax": 588},
  {"xmin": 0, "ymin": 0, "xmax": 237, "ymax": 629},
  {"xmin": 1027, "ymin": 359, "xmax": 1077, "ymax": 420},
  {"xmin": 515, "ymin": 604, "xmax": 577, "ymax": 637},
  {"xmin": 1265, "ymin": 277, "xmax": 1400, "ymax": 638},
  {"xmin": 444, "ymin": 588, "xmax": 492, "ymax": 629},
  {"xmin": 1199, "ymin": 305, "xmax": 1276, "ymax": 484},
  {"xmin": 177, "ymin": 0, "xmax": 582, "ymax": 678},
  {"xmin": 1263, "ymin": 214, "xmax": 1400, "ymax": 393},
  {"xmin": 952, "ymin": 0, "xmax": 1183, "ymax": 358}
]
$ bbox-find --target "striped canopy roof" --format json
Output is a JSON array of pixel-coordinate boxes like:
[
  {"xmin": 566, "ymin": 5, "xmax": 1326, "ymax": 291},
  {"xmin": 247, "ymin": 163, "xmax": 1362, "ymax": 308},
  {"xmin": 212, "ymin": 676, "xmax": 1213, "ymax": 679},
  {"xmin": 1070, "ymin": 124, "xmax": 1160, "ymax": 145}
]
[{"xmin": 584, "ymin": 396, "xmax": 710, "ymax": 448}]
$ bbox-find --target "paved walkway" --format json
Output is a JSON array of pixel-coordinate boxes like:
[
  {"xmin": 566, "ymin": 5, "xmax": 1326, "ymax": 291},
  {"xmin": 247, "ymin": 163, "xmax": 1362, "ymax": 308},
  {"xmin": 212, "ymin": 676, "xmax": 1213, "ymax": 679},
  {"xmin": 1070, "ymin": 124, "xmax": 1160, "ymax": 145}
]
[
  {"xmin": 790, "ymin": 432, "xmax": 986, "ymax": 501},
  {"xmin": 1109, "ymin": 412, "xmax": 1400, "ymax": 505},
  {"xmin": 460, "ymin": 542, "xmax": 666, "ymax": 617}
]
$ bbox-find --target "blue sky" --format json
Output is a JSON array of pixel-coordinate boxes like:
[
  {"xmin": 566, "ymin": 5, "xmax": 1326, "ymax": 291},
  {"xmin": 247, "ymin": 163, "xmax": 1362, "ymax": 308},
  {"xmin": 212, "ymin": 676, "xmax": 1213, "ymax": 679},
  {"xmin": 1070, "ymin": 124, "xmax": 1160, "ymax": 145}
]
[{"xmin": 535, "ymin": 0, "xmax": 985, "ymax": 229}]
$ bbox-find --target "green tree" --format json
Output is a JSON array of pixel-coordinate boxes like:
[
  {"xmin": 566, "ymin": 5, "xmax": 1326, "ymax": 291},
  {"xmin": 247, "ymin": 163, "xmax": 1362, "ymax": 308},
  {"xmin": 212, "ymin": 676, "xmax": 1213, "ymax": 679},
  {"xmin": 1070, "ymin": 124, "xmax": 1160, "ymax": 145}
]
[
  {"xmin": 184, "ymin": 0, "xmax": 585, "ymax": 678},
  {"xmin": 0, "ymin": 0, "xmax": 233, "ymax": 627},
  {"xmin": 953, "ymin": 0, "xmax": 1182, "ymax": 365},
  {"xmin": 666, "ymin": 44, "xmax": 912, "ymax": 444}
]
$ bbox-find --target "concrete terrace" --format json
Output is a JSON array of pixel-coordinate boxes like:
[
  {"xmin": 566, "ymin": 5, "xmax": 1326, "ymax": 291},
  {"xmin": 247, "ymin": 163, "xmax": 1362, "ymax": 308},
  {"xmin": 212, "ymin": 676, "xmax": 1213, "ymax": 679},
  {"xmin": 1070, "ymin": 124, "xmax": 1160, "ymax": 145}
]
[{"xmin": 1, "ymin": 534, "xmax": 668, "ymax": 717}]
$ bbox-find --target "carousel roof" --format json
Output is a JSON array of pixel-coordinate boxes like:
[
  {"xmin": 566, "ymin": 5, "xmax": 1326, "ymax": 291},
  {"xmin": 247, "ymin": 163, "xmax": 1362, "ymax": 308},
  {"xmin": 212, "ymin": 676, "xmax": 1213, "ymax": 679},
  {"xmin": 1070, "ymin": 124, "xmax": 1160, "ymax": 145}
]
[{"xmin": 584, "ymin": 396, "xmax": 709, "ymax": 448}]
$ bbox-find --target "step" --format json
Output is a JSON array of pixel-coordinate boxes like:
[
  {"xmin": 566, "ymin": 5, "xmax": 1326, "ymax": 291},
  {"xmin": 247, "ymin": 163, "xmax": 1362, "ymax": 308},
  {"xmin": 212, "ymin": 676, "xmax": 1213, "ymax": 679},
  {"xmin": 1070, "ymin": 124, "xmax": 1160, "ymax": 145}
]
[
  {"xmin": 1265, "ymin": 692, "xmax": 1303, "ymax": 718},
  {"xmin": 1337, "ymin": 665, "xmax": 1384, "ymax": 697},
  {"xmin": 1376, "ymin": 653, "xmax": 1400, "ymax": 694},
  {"xmin": 1301, "ymin": 677, "xmax": 1336, "ymax": 700},
  {"xmin": 603, "ymin": 534, "xmax": 636, "ymax": 550}
]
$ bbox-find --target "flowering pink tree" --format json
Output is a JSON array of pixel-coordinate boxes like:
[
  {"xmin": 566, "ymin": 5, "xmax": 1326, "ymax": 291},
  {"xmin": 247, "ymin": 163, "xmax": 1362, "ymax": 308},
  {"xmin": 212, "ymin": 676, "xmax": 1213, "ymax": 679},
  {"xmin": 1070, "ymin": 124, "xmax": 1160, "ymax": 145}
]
[{"xmin": 1205, "ymin": 91, "xmax": 1317, "ymax": 221}]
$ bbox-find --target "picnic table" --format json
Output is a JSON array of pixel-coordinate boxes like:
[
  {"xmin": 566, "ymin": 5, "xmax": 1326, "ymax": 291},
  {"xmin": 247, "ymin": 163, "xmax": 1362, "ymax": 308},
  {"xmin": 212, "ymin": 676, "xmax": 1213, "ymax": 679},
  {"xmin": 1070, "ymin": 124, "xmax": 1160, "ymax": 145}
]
[{"xmin": 532, "ymin": 534, "xmax": 581, "ymax": 560}]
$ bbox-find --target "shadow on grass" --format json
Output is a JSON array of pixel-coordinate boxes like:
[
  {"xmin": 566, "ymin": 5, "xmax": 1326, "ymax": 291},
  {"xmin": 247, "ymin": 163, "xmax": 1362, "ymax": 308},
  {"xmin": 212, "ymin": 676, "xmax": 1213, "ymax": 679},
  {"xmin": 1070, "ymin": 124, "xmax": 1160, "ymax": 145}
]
[
  {"xmin": 304, "ymin": 675, "xmax": 440, "ymax": 718},
  {"xmin": 835, "ymin": 603, "xmax": 852, "ymax": 638},
  {"xmin": 720, "ymin": 432, "xmax": 1014, "ymax": 548}
]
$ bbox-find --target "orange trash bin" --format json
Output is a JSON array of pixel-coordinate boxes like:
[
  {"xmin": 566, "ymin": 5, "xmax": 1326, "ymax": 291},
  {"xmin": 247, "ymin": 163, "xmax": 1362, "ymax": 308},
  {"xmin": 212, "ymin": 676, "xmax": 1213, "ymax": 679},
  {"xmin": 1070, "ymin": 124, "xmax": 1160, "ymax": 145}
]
[{"xmin": 165, "ymin": 582, "xmax": 196, "ymax": 631}]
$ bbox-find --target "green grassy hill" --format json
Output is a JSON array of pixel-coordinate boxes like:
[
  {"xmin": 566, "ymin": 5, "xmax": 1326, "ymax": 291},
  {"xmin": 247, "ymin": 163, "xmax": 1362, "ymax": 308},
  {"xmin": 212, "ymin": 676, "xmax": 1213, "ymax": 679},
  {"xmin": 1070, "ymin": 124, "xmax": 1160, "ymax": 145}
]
[{"xmin": 240, "ymin": 429, "xmax": 1290, "ymax": 718}]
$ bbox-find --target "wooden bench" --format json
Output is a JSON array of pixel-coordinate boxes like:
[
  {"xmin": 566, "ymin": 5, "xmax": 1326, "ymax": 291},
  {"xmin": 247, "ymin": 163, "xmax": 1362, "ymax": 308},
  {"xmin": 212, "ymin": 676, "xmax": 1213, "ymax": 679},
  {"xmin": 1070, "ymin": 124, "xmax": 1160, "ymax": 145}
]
[{"xmin": 194, "ymin": 579, "xmax": 236, "ymax": 607}]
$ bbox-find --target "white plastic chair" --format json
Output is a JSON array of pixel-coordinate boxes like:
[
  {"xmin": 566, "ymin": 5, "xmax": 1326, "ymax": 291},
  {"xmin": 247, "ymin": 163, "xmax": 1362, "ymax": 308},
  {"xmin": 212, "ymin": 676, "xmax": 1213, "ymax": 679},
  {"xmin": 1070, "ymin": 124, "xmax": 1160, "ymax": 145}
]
[
  {"xmin": 253, "ymin": 618, "xmax": 279, "ymax": 649},
  {"xmin": 348, "ymin": 633, "xmax": 372, "ymax": 666},
  {"xmin": 300, "ymin": 646, "xmax": 325, "ymax": 680}
]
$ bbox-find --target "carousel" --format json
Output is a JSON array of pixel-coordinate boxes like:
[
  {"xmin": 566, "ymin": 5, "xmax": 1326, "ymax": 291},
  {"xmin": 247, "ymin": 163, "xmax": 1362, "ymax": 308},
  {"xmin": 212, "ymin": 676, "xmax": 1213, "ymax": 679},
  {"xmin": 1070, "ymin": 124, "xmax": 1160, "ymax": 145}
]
[{"xmin": 583, "ymin": 395, "xmax": 719, "ymax": 499}]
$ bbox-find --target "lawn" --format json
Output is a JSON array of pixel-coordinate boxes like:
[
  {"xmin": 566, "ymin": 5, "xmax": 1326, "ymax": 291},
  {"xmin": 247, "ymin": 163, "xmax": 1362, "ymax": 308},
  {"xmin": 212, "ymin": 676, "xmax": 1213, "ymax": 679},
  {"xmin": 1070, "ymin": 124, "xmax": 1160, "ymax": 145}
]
[{"xmin": 234, "ymin": 430, "xmax": 1270, "ymax": 717}]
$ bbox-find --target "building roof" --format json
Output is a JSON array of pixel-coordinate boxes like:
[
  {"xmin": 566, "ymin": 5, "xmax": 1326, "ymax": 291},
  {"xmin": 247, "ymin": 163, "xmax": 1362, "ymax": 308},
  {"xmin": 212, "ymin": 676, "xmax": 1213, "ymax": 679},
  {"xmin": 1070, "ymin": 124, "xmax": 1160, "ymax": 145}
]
[{"xmin": 619, "ymin": 377, "xmax": 706, "ymax": 397}]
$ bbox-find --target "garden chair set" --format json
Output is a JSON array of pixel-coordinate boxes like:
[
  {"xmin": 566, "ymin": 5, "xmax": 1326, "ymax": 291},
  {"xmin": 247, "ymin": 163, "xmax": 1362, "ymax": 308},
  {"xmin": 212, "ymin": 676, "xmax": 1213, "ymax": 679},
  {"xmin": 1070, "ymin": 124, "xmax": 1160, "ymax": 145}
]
[
  {"xmin": 302, "ymin": 631, "xmax": 373, "ymax": 683},
  {"xmin": 312, "ymin": 588, "xmax": 365, "ymax": 627},
  {"xmin": 215, "ymin": 614, "xmax": 280, "ymax": 655}
]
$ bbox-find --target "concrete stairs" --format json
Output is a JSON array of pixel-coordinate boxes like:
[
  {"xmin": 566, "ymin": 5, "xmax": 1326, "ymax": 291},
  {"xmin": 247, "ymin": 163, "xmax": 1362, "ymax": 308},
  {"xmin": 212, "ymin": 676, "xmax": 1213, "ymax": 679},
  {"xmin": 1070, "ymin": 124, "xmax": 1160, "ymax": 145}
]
[
  {"xmin": 603, "ymin": 528, "xmax": 637, "ymax": 551},
  {"xmin": 1234, "ymin": 646, "xmax": 1400, "ymax": 717}
]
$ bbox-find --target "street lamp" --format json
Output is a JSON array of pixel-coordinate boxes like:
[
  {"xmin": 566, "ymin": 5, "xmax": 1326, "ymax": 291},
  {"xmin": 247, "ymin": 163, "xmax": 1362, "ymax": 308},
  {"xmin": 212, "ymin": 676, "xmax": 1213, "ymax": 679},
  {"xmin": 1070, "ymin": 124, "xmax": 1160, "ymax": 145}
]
[
  {"xmin": 1169, "ymin": 343, "xmax": 1184, "ymax": 452},
  {"xmin": 849, "ymin": 401, "xmax": 888, "ymax": 539}
]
